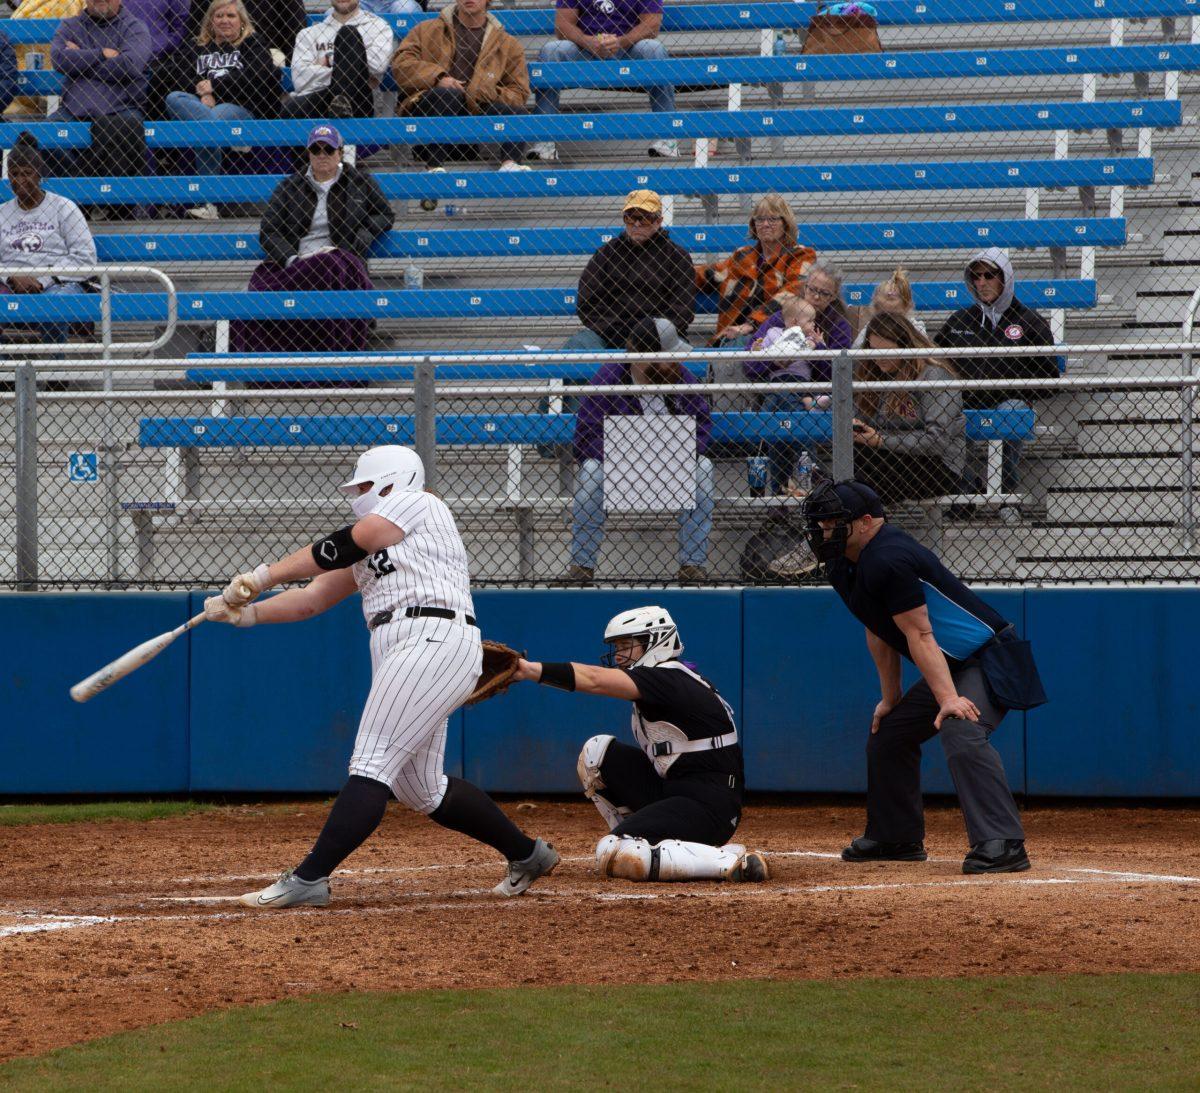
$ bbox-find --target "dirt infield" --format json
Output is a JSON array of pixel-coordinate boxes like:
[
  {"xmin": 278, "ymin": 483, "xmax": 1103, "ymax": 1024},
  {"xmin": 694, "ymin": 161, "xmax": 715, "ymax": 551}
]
[{"xmin": 2, "ymin": 801, "xmax": 1198, "ymax": 1061}]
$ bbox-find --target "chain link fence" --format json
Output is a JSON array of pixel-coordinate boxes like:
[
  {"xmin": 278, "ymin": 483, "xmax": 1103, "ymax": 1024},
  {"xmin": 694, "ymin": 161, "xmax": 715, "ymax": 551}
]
[
  {"xmin": 2, "ymin": 0, "xmax": 1200, "ymax": 586},
  {"xmin": 3, "ymin": 347, "xmax": 1199, "ymax": 589}
]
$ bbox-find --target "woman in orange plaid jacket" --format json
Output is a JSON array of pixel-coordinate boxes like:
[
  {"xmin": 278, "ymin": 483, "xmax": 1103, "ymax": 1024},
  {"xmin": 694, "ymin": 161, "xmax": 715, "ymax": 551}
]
[{"xmin": 696, "ymin": 193, "xmax": 817, "ymax": 346}]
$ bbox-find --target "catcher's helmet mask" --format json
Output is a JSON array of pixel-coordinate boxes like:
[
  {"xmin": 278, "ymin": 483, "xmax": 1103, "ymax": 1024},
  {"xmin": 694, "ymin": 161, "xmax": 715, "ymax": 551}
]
[
  {"xmin": 801, "ymin": 480, "xmax": 886, "ymax": 563},
  {"xmin": 601, "ymin": 606, "xmax": 683, "ymax": 669}
]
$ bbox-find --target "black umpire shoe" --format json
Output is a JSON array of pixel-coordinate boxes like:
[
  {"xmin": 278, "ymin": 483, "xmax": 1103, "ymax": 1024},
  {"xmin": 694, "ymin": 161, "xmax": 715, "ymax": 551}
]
[
  {"xmin": 962, "ymin": 839, "xmax": 1031, "ymax": 875},
  {"xmin": 841, "ymin": 836, "xmax": 928, "ymax": 863}
]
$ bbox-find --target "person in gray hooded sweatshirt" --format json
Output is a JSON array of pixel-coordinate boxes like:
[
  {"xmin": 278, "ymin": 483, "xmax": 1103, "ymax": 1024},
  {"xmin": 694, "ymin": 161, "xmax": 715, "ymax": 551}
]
[{"xmin": 933, "ymin": 248, "xmax": 1057, "ymax": 492}]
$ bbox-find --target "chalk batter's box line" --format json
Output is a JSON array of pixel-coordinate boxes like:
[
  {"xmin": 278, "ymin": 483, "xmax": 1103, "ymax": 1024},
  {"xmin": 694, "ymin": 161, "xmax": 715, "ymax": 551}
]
[{"xmin": 2, "ymin": 862, "xmax": 1197, "ymax": 939}]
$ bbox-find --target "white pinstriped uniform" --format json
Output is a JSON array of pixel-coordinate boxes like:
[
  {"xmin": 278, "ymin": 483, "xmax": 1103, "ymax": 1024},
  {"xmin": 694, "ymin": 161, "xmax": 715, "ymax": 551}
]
[{"xmin": 347, "ymin": 490, "xmax": 482, "ymax": 812}]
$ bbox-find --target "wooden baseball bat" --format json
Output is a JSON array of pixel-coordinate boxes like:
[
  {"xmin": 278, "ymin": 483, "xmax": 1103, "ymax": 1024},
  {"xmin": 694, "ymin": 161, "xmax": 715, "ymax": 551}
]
[{"xmin": 69, "ymin": 612, "xmax": 207, "ymax": 703}]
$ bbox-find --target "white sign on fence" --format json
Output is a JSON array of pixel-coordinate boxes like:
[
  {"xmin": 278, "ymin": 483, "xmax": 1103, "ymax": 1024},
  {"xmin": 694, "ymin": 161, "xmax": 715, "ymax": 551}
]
[{"xmin": 603, "ymin": 415, "xmax": 696, "ymax": 512}]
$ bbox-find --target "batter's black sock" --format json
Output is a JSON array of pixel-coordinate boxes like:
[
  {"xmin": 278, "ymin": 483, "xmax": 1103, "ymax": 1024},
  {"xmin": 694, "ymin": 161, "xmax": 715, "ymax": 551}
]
[
  {"xmin": 428, "ymin": 776, "xmax": 536, "ymax": 862},
  {"xmin": 294, "ymin": 775, "xmax": 391, "ymax": 881}
]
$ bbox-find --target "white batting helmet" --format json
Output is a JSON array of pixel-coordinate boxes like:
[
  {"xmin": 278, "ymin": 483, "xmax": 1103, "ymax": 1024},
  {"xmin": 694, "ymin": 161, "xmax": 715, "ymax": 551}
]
[
  {"xmin": 602, "ymin": 605, "xmax": 682, "ymax": 669},
  {"xmin": 339, "ymin": 445, "xmax": 425, "ymax": 519}
]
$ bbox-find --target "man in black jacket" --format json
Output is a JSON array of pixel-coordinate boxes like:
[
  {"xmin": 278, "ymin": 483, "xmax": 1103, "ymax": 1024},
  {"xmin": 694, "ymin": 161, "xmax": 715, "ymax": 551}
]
[
  {"xmin": 230, "ymin": 123, "xmax": 395, "ymax": 354},
  {"xmin": 933, "ymin": 248, "xmax": 1058, "ymax": 492},
  {"xmin": 565, "ymin": 189, "xmax": 695, "ymax": 351}
]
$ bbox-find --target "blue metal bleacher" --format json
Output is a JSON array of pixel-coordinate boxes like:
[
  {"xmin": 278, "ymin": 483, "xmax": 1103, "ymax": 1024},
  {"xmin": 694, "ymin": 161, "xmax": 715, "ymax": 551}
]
[
  {"xmin": 86, "ymin": 217, "xmax": 1124, "ymax": 266},
  {"xmin": 524, "ymin": 43, "xmax": 1200, "ymax": 90},
  {"xmin": 3, "ymin": 0, "xmax": 1198, "ymax": 44},
  {"xmin": 137, "ymin": 407, "xmax": 1037, "ymax": 450},
  {"xmin": 0, "ymin": 281, "xmax": 1096, "ymax": 325},
  {"xmin": 13, "ymin": 42, "xmax": 1200, "ymax": 98},
  {"xmin": 0, "ymin": 99, "xmax": 1179, "ymax": 150},
  {"xmin": 0, "ymin": 157, "xmax": 1151, "ymax": 207}
]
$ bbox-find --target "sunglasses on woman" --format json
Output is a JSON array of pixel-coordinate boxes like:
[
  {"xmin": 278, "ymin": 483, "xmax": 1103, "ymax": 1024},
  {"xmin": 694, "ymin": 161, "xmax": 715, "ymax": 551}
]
[
  {"xmin": 623, "ymin": 211, "xmax": 660, "ymax": 225},
  {"xmin": 309, "ymin": 144, "xmax": 339, "ymax": 156}
]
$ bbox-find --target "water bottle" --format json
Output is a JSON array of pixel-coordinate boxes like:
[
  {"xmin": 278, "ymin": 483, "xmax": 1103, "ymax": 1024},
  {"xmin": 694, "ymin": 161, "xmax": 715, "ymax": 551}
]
[
  {"xmin": 403, "ymin": 263, "xmax": 424, "ymax": 290},
  {"xmin": 773, "ymin": 31, "xmax": 787, "ymax": 55},
  {"xmin": 747, "ymin": 454, "xmax": 769, "ymax": 498},
  {"xmin": 443, "ymin": 204, "xmax": 468, "ymax": 218},
  {"xmin": 793, "ymin": 449, "xmax": 813, "ymax": 495}
]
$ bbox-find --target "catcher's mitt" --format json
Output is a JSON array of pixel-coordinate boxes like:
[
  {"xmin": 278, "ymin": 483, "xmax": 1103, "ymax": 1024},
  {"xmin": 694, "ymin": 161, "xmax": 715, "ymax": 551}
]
[{"xmin": 466, "ymin": 639, "xmax": 523, "ymax": 705}]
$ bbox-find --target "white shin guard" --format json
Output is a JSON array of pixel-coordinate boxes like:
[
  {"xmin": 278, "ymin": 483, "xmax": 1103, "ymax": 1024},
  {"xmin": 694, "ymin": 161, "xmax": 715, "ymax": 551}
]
[{"xmin": 596, "ymin": 835, "xmax": 747, "ymax": 882}]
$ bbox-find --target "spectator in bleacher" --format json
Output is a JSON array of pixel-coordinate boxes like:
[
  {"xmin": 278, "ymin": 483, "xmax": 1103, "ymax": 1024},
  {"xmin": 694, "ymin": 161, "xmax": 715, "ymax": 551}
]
[
  {"xmin": 392, "ymin": 0, "xmax": 530, "ymax": 173},
  {"xmin": 229, "ymin": 123, "xmax": 395, "ymax": 354},
  {"xmin": 0, "ymin": 30, "xmax": 18, "ymax": 117},
  {"xmin": 0, "ymin": 133, "xmax": 98, "ymax": 343},
  {"xmin": 164, "ymin": 0, "xmax": 279, "ymax": 218},
  {"xmin": 851, "ymin": 267, "xmax": 926, "ymax": 348},
  {"xmin": 852, "ymin": 312, "xmax": 967, "ymax": 505},
  {"xmin": 746, "ymin": 259, "xmax": 853, "ymax": 383},
  {"xmin": 697, "ymin": 193, "xmax": 817, "ymax": 348},
  {"xmin": 568, "ymin": 188, "xmax": 694, "ymax": 351},
  {"xmin": 188, "ymin": 0, "xmax": 305, "ymax": 58},
  {"xmin": 529, "ymin": 0, "xmax": 676, "ymax": 162},
  {"xmin": 48, "ymin": 0, "xmax": 152, "ymax": 208},
  {"xmin": 49, "ymin": 0, "xmax": 152, "ymax": 121},
  {"xmin": 566, "ymin": 317, "xmax": 713, "ymax": 584},
  {"xmin": 744, "ymin": 294, "xmax": 827, "ymax": 495},
  {"xmin": 281, "ymin": 0, "xmax": 394, "ymax": 121},
  {"xmin": 933, "ymin": 248, "xmax": 1057, "ymax": 492}
]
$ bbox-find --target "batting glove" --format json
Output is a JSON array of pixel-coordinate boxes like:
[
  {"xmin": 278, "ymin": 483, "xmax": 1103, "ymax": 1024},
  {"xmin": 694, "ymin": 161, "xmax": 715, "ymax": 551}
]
[
  {"xmin": 204, "ymin": 596, "xmax": 258, "ymax": 627},
  {"xmin": 222, "ymin": 563, "xmax": 273, "ymax": 608}
]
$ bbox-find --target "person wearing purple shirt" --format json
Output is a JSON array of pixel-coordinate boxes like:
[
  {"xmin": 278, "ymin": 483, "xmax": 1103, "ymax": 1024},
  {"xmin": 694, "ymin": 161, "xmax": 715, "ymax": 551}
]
[
  {"xmin": 529, "ymin": 0, "xmax": 677, "ymax": 162},
  {"xmin": 567, "ymin": 317, "xmax": 714, "ymax": 584},
  {"xmin": 744, "ymin": 260, "xmax": 854, "ymax": 386},
  {"xmin": 49, "ymin": 0, "xmax": 152, "ymax": 119},
  {"xmin": 124, "ymin": 0, "xmax": 190, "ymax": 57},
  {"xmin": 743, "ymin": 260, "xmax": 854, "ymax": 493}
]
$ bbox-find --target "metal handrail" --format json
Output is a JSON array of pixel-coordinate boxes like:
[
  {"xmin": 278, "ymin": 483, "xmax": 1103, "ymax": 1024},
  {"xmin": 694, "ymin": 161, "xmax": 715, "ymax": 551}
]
[
  {"xmin": 0, "ymin": 265, "xmax": 178, "ymax": 357},
  {"xmin": 10, "ymin": 341, "xmax": 1200, "ymax": 371}
]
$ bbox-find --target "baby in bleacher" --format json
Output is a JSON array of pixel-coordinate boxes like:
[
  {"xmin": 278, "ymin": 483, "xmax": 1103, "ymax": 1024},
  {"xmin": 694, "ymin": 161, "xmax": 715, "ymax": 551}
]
[{"xmin": 753, "ymin": 295, "xmax": 828, "ymax": 411}]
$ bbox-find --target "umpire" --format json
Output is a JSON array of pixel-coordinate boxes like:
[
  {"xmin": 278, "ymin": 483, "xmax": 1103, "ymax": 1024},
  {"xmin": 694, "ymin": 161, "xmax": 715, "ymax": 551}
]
[{"xmin": 801, "ymin": 480, "xmax": 1047, "ymax": 874}]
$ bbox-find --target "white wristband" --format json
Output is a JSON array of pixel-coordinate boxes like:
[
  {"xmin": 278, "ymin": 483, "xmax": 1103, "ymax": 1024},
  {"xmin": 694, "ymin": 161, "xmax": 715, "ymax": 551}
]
[
  {"xmin": 235, "ymin": 603, "xmax": 258, "ymax": 628},
  {"xmin": 252, "ymin": 562, "xmax": 274, "ymax": 592}
]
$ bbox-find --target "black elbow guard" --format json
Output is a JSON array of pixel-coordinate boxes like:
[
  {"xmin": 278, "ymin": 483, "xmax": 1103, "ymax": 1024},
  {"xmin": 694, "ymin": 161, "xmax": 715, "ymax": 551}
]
[{"xmin": 311, "ymin": 525, "xmax": 369, "ymax": 570}]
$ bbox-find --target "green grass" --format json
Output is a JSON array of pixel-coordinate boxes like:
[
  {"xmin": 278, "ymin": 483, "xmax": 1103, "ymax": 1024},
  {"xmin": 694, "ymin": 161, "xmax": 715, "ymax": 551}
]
[
  {"xmin": 2, "ymin": 974, "xmax": 1198, "ymax": 1091},
  {"xmin": 0, "ymin": 800, "xmax": 216, "ymax": 826}
]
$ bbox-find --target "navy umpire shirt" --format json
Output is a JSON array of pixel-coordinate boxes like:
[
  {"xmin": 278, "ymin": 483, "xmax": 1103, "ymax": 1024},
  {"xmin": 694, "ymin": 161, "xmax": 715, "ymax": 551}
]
[{"xmin": 827, "ymin": 523, "xmax": 1009, "ymax": 669}]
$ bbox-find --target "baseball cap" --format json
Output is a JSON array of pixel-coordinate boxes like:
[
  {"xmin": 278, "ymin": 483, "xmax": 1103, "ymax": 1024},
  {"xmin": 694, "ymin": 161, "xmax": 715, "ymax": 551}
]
[
  {"xmin": 623, "ymin": 189, "xmax": 662, "ymax": 216},
  {"xmin": 831, "ymin": 480, "xmax": 885, "ymax": 519},
  {"xmin": 306, "ymin": 124, "xmax": 343, "ymax": 150}
]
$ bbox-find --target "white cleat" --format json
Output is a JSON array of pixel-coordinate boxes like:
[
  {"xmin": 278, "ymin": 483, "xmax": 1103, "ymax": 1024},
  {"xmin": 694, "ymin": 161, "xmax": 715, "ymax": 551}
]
[
  {"xmin": 240, "ymin": 869, "xmax": 330, "ymax": 909},
  {"xmin": 497, "ymin": 159, "xmax": 533, "ymax": 172},
  {"xmin": 647, "ymin": 138, "xmax": 679, "ymax": 158},
  {"xmin": 527, "ymin": 141, "xmax": 558, "ymax": 162},
  {"xmin": 493, "ymin": 837, "xmax": 559, "ymax": 896}
]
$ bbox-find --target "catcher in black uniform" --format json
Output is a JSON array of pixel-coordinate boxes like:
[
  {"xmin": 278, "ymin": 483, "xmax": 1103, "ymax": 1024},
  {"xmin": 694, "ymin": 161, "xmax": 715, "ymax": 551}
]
[{"xmin": 514, "ymin": 605, "xmax": 768, "ymax": 882}]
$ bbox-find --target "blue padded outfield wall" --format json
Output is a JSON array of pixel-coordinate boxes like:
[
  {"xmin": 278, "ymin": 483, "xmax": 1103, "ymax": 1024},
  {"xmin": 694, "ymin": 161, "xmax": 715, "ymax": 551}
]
[{"xmin": 1, "ymin": 587, "xmax": 1197, "ymax": 797}]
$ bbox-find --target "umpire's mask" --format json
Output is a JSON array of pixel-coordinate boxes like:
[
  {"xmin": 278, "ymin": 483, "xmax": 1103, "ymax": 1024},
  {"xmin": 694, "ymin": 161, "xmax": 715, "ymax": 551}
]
[{"xmin": 801, "ymin": 480, "xmax": 885, "ymax": 563}]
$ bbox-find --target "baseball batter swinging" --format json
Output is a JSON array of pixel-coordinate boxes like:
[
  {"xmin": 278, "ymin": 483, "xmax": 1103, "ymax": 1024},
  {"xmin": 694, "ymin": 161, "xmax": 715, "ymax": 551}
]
[
  {"xmin": 205, "ymin": 445, "xmax": 559, "ymax": 907},
  {"xmin": 513, "ymin": 606, "xmax": 768, "ymax": 883}
]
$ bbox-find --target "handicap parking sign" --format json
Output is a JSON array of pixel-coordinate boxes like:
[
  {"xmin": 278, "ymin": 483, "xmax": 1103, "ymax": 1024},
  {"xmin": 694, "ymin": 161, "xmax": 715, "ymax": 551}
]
[{"xmin": 67, "ymin": 452, "xmax": 99, "ymax": 483}]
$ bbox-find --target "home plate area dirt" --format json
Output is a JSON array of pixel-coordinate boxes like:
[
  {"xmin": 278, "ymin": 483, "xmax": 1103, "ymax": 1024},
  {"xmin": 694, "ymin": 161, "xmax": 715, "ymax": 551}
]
[{"xmin": 2, "ymin": 801, "xmax": 1199, "ymax": 1060}]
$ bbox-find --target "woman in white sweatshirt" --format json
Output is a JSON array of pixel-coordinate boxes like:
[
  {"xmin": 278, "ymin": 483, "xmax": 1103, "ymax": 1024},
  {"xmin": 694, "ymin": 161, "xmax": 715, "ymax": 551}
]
[{"xmin": 0, "ymin": 133, "xmax": 98, "ymax": 342}]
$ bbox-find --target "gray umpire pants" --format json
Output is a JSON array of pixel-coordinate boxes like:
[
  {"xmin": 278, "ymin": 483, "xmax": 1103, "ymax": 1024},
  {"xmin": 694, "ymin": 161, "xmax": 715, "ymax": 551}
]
[{"xmin": 863, "ymin": 664, "xmax": 1025, "ymax": 846}]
